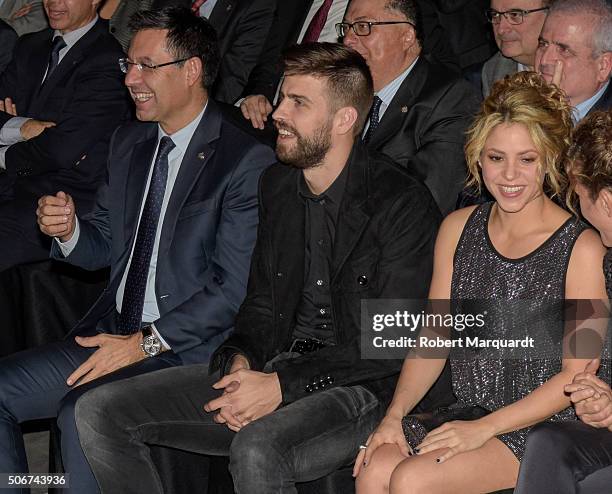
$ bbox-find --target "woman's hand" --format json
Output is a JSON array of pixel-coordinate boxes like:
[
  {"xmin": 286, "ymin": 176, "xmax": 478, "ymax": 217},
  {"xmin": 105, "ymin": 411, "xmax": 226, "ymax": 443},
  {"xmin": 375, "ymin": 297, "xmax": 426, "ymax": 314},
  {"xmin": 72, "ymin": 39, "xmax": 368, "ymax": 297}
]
[
  {"xmin": 353, "ymin": 413, "xmax": 411, "ymax": 477},
  {"xmin": 416, "ymin": 419, "xmax": 495, "ymax": 463}
]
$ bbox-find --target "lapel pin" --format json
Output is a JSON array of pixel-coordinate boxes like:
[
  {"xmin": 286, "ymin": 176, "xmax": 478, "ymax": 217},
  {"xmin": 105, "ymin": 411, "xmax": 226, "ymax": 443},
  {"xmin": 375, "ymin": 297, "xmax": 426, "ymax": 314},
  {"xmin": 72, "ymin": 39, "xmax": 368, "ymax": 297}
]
[
  {"xmin": 401, "ymin": 106, "xmax": 408, "ymax": 113},
  {"xmin": 197, "ymin": 152, "xmax": 206, "ymax": 160}
]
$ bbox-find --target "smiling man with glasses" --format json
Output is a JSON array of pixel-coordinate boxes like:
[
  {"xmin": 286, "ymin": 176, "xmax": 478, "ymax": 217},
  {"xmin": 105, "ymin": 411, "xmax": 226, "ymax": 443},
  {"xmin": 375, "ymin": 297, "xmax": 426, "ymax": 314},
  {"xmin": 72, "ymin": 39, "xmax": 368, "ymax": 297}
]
[
  {"xmin": 481, "ymin": 0, "xmax": 551, "ymax": 96},
  {"xmin": 0, "ymin": 7, "xmax": 274, "ymax": 493},
  {"xmin": 341, "ymin": 0, "xmax": 480, "ymax": 216}
]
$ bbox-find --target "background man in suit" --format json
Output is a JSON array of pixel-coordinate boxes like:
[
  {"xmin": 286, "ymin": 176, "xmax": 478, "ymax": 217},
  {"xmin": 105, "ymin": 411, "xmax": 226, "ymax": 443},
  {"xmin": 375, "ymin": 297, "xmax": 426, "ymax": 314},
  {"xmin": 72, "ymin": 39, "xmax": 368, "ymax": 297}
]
[
  {"xmin": 0, "ymin": 7, "xmax": 274, "ymax": 493},
  {"xmin": 536, "ymin": 0, "xmax": 611, "ymax": 120},
  {"xmin": 481, "ymin": 0, "xmax": 551, "ymax": 96},
  {"xmin": 166, "ymin": 0, "xmax": 276, "ymax": 104},
  {"xmin": 342, "ymin": 0, "xmax": 480, "ymax": 216},
  {"xmin": 240, "ymin": 0, "xmax": 350, "ymax": 129},
  {"xmin": 0, "ymin": 0, "xmax": 48, "ymax": 36},
  {"xmin": 0, "ymin": 0, "xmax": 131, "ymax": 272},
  {"xmin": 75, "ymin": 42, "xmax": 449, "ymax": 494}
]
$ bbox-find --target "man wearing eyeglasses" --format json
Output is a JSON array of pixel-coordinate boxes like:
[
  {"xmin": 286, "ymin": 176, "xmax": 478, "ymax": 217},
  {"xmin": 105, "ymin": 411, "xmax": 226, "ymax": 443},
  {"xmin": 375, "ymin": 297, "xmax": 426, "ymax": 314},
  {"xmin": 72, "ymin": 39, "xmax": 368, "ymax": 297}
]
[
  {"xmin": 0, "ymin": 0, "xmax": 131, "ymax": 272},
  {"xmin": 481, "ymin": 0, "xmax": 551, "ymax": 96},
  {"xmin": 0, "ymin": 7, "xmax": 274, "ymax": 493},
  {"xmin": 342, "ymin": 0, "xmax": 480, "ymax": 216}
]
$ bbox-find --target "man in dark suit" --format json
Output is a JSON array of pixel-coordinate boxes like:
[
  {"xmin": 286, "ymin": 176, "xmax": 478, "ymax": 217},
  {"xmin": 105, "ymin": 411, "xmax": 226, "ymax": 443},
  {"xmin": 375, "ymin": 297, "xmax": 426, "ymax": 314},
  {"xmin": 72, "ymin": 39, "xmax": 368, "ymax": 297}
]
[
  {"xmin": 535, "ymin": 0, "xmax": 611, "ymax": 121},
  {"xmin": 0, "ymin": 0, "xmax": 131, "ymax": 272},
  {"xmin": 342, "ymin": 0, "xmax": 480, "ymax": 216},
  {"xmin": 74, "ymin": 43, "xmax": 450, "ymax": 493},
  {"xmin": 0, "ymin": 7, "xmax": 274, "ymax": 494},
  {"xmin": 239, "ymin": 0, "xmax": 350, "ymax": 129},
  {"xmin": 165, "ymin": 0, "xmax": 276, "ymax": 104}
]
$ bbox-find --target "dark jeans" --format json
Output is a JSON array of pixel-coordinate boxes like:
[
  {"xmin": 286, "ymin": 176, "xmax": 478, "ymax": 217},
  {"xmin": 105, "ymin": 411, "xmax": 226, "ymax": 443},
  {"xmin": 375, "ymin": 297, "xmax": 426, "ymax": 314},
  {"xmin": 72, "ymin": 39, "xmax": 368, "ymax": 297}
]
[
  {"xmin": 0, "ymin": 338, "xmax": 181, "ymax": 494},
  {"xmin": 75, "ymin": 364, "xmax": 385, "ymax": 494},
  {"xmin": 515, "ymin": 421, "xmax": 612, "ymax": 494}
]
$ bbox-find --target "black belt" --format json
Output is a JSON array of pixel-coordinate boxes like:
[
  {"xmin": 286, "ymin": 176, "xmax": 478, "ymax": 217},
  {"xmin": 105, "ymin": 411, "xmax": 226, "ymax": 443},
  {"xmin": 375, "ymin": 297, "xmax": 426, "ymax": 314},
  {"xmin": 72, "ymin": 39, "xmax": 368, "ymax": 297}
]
[{"xmin": 288, "ymin": 337, "xmax": 329, "ymax": 355}]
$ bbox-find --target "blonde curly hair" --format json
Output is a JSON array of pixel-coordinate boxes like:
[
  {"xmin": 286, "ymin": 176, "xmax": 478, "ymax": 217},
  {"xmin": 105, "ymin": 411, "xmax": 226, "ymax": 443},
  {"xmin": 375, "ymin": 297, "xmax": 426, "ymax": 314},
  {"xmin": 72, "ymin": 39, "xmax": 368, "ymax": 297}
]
[{"xmin": 465, "ymin": 71, "xmax": 574, "ymax": 200}]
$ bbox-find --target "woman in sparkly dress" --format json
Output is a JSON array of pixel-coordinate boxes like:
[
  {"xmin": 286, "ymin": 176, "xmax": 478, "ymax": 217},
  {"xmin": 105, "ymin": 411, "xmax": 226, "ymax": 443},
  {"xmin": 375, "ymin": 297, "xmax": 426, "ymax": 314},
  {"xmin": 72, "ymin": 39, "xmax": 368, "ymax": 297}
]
[
  {"xmin": 354, "ymin": 73, "xmax": 608, "ymax": 493},
  {"xmin": 514, "ymin": 111, "xmax": 612, "ymax": 494}
]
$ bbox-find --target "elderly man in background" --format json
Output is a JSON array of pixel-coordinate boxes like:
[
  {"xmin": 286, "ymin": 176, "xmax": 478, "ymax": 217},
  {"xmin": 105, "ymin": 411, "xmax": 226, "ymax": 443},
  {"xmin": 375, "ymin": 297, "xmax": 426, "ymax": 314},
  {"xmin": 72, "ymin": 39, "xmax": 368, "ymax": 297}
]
[
  {"xmin": 536, "ymin": 0, "xmax": 611, "ymax": 121},
  {"xmin": 481, "ymin": 0, "xmax": 551, "ymax": 96},
  {"xmin": 342, "ymin": 0, "xmax": 480, "ymax": 216}
]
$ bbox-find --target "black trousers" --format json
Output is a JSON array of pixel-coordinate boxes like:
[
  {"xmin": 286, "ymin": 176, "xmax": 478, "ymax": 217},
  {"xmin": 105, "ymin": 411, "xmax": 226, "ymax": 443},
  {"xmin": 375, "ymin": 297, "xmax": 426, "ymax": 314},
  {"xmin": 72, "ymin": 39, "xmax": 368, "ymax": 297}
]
[{"xmin": 515, "ymin": 421, "xmax": 612, "ymax": 494}]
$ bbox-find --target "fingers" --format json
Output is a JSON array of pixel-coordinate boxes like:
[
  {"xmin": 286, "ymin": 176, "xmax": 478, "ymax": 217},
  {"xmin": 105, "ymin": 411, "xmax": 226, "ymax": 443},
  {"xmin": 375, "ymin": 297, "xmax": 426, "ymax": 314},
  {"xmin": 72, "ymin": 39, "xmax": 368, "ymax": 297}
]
[
  {"xmin": 552, "ymin": 60, "xmax": 563, "ymax": 87},
  {"xmin": 74, "ymin": 335, "xmax": 102, "ymax": 348},
  {"xmin": 568, "ymin": 386, "xmax": 598, "ymax": 404},
  {"xmin": 36, "ymin": 192, "xmax": 75, "ymax": 239},
  {"xmin": 240, "ymin": 95, "xmax": 272, "ymax": 130},
  {"xmin": 212, "ymin": 372, "xmax": 242, "ymax": 390},
  {"xmin": 435, "ymin": 447, "xmax": 456, "ymax": 464},
  {"xmin": 4, "ymin": 98, "xmax": 16, "ymax": 116},
  {"xmin": 204, "ymin": 394, "xmax": 231, "ymax": 413},
  {"xmin": 67, "ymin": 358, "xmax": 95, "ymax": 386},
  {"xmin": 352, "ymin": 448, "xmax": 366, "ymax": 477}
]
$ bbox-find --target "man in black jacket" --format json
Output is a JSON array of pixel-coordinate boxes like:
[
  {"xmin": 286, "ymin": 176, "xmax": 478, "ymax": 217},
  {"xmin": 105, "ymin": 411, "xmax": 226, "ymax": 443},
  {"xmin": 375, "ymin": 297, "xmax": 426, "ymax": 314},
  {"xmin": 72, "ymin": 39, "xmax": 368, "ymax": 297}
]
[{"xmin": 74, "ymin": 43, "xmax": 449, "ymax": 493}]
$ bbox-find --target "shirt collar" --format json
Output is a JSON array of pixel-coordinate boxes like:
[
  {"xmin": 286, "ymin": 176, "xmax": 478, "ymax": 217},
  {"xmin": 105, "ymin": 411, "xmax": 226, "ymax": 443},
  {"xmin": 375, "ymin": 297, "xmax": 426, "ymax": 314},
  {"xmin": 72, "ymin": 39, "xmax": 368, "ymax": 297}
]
[
  {"xmin": 157, "ymin": 103, "xmax": 208, "ymax": 154},
  {"xmin": 54, "ymin": 15, "xmax": 98, "ymax": 49},
  {"xmin": 376, "ymin": 56, "xmax": 419, "ymax": 107},
  {"xmin": 298, "ymin": 164, "xmax": 348, "ymax": 205},
  {"xmin": 574, "ymin": 81, "xmax": 610, "ymax": 123}
]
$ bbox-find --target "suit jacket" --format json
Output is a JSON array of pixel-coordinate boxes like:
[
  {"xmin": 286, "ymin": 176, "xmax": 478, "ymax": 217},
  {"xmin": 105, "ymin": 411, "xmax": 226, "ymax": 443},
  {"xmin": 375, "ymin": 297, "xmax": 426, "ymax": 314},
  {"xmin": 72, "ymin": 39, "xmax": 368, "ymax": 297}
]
[
  {"xmin": 167, "ymin": 0, "xmax": 276, "ymax": 104},
  {"xmin": 0, "ymin": 19, "xmax": 16, "ymax": 75},
  {"xmin": 366, "ymin": 56, "xmax": 480, "ymax": 217},
  {"xmin": 0, "ymin": 0, "xmax": 47, "ymax": 36},
  {"xmin": 589, "ymin": 82, "xmax": 612, "ymax": 114},
  {"xmin": 51, "ymin": 100, "xmax": 276, "ymax": 365},
  {"xmin": 481, "ymin": 51, "xmax": 518, "ymax": 97},
  {"xmin": 211, "ymin": 142, "xmax": 448, "ymax": 406},
  {"xmin": 0, "ymin": 19, "xmax": 131, "ymax": 212}
]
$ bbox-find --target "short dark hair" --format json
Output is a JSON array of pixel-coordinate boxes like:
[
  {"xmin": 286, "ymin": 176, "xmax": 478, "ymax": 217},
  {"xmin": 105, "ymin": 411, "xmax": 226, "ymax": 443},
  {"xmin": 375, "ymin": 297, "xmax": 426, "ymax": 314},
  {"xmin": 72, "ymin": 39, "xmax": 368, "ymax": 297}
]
[
  {"xmin": 128, "ymin": 7, "xmax": 220, "ymax": 90},
  {"xmin": 386, "ymin": 0, "xmax": 423, "ymax": 46},
  {"xmin": 282, "ymin": 43, "xmax": 374, "ymax": 135}
]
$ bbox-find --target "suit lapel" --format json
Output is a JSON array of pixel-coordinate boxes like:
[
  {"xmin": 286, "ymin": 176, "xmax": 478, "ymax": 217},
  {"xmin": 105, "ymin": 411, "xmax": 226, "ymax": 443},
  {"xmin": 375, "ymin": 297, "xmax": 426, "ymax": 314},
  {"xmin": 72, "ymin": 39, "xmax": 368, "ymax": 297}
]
[
  {"xmin": 24, "ymin": 30, "xmax": 54, "ymax": 109},
  {"xmin": 208, "ymin": 0, "xmax": 238, "ymax": 37},
  {"xmin": 31, "ymin": 21, "xmax": 103, "ymax": 111},
  {"xmin": 590, "ymin": 82, "xmax": 612, "ymax": 115},
  {"xmin": 122, "ymin": 127, "xmax": 158, "ymax": 251},
  {"xmin": 367, "ymin": 57, "xmax": 428, "ymax": 150},
  {"xmin": 157, "ymin": 101, "xmax": 220, "ymax": 258},
  {"xmin": 331, "ymin": 144, "xmax": 370, "ymax": 281}
]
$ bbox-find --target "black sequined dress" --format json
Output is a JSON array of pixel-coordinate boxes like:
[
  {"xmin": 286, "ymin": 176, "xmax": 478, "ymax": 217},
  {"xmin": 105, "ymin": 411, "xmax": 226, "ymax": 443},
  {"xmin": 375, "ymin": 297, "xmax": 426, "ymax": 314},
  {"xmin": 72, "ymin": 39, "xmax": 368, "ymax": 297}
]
[{"xmin": 449, "ymin": 202, "xmax": 587, "ymax": 460}]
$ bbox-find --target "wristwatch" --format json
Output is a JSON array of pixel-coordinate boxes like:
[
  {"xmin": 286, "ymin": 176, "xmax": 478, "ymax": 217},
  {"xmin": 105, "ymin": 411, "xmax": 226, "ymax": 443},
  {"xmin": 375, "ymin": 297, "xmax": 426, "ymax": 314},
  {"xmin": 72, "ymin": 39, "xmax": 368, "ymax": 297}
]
[{"xmin": 140, "ymin": 326, "xmax": 162, "ymax": 357}]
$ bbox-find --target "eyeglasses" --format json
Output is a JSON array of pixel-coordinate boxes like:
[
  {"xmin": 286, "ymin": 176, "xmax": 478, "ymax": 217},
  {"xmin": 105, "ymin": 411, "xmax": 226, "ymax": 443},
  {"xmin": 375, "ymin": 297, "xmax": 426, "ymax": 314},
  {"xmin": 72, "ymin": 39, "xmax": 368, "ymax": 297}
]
[
  {"xmin": 335, "ymin": 20, "xmax": 415, "ymax": 38},
  {"xmin": 118, "ymin": 57, "xmax": 192, "ymax": 74},
  {"xmin": 485, "ymin": 7, "xmax": 549, "ymax": 25}
]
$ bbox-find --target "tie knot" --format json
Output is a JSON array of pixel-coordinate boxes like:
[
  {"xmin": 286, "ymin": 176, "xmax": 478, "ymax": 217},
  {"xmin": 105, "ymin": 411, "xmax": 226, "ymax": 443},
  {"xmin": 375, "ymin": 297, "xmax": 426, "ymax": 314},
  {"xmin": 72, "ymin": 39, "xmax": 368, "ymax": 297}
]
[
  {"xmin": 158, "ymin": 136, "xmax": 176, "ymax": 158},
  {"xmin": 51, "ymin": 36, "xmax": 66, "ymax": 54}
]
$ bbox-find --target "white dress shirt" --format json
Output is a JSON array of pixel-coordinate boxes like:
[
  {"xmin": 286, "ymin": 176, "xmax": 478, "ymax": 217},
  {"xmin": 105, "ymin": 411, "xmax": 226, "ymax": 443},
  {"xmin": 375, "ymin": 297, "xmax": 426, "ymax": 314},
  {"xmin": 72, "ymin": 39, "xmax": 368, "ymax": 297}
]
[
  {"xmin": 197, "ymin": 0, "xmax": 219, "ymax": 19},
  {"xmin": 297, "ymin": 0, "xmax": 349, "ymax": 44},
  {"xmin": 57, "ymin": 105, "xmax": 208, "ymax": 349}
]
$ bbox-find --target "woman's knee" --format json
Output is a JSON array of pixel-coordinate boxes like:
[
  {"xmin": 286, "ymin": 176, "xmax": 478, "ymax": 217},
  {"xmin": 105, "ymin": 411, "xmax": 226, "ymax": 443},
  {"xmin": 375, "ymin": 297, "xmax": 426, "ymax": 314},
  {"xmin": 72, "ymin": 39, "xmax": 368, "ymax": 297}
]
[{"xmin": 355, "ymin": 445, "xmax": 406, "ymax": 494}]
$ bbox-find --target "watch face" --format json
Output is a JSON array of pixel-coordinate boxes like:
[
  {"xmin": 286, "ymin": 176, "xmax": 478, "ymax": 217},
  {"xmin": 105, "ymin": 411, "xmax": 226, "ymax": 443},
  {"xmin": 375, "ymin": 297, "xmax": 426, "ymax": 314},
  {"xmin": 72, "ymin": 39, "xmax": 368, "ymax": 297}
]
[{"xmin": 143, "ymin": 335, "xmax": 162, "ymax": 356}]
